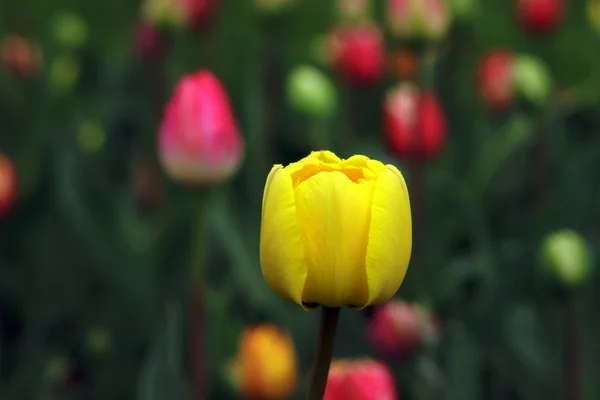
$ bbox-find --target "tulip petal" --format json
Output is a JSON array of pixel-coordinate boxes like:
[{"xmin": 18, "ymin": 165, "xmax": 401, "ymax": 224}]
[
  {"xmin": 260, "ymin": 166, "xmax": 308, "ymax": 308},
  {"xmin": 365, "ymin": 165, "xmax": 412, "ymax": 305},
  {"xmin": 295, "ymin": 171, "xmax": 375, "ymax": 308}
]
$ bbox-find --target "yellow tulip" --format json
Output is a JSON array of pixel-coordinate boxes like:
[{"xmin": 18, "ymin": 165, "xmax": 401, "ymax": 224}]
[{"xmin": 260, "ymin": 151, "xmax": 412, "ymax": 310}]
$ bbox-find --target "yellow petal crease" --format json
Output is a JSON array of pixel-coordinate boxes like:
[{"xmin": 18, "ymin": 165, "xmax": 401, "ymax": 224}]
[
  {"xmin": 260, "ymin": 166, "xmax": 308, "ymax": 307},
  {"xmin": 295, "ymin": 170, "xmax": 375, "ymax": 308},
  {"xmin": 365, "ymin": 165, "xmax": 412, "ymax": 305}
]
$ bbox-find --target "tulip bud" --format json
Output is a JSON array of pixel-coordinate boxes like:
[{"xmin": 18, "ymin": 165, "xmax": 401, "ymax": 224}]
[
  {"xmin": 383, "ymin": 83, "xmax": 446, "ymax": 161},
  {"xmin": 540, "ymin": 230, "xmax": 593, "ymax": 287},
  {"xmin": 325, "ymin": 359, "xmax": 398, "ymax": 400},
  {"xmin": 386, "ymin": 0, "xmax": 451, "ymax": 41},
  {"xmin": 48, "ymin": 55, "xmax": 81, "ymax": 94},
  {"xmin": 158, "ymin": 70, "xmax": 243, "ymax": 185},
  {"xmin": 85, "ymin": 327, "xmax": 113, "ymax": 356},
  {"xmin": 78, "ymin": 121, "xmax": 106, "ymax": 153},
  {"xmin": 52, "ymin": 12, "xmax": 89, "ymax": 49},
  {"xmin": 513, "ymin": 54, "xmax": 552, "ymax": 107},
  {"xmin": 1, "ymin": 35, "xmax": 42, "ymax": 78},
  {"xmin": 367, "ymin": 300, "xmax": 440, "ymax": 360},
  {"xmin": 231, "ymin": 324, "xmax": 298, "ymax": 399},
  {"xmin": 477, "ymin": 49, "xmax": 516, "ymax": 112},
  {"xmin": 254, "ymin": 0, "xmax": 296, "ymax": 13},
  {"xmin": 0, "ymin": 155, "xmax": 17, "ymax": 217},
  {"xmin": 335, "ymin": 0, "xmax": 373, "ymax": 25},
  {"xmin": 287, "ymin": 65, "xmax": 337, "ymax": 118},
  {"xmin": 179, "ymin": 0, "xmax": 220, "ymax": 30},
  {"xmin": 329, "ymin": 24, "xmax": 385, "ymax": 86},
  {"xmin": 517, "ymin": 0, "xmax": 563, "ymax": 35},
  {"xmin": 134, "ymin": 22, "xmax": 166, "ymax": 61}
]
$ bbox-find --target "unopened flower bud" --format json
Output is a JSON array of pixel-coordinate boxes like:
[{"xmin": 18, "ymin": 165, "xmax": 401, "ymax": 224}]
[
  {"xmin": 540, "ymin": 230, "xmax": 593, "ymax": 287},
  {"xmin": 1, "ymin": 35, "xmax": 42, "ymax": 78},
  {"xmin": 287, "ymin": 65, "xmax": 337, "ymax": 118},
  {"xmin": 52, "ymin": 12, "xmax": 89, "ymax": 49},
  {"xmin": 386, "ymin": 0, "xmax": 451, "ymax": 41},
  {"xmin": 514, "ymin": 54, "xmax": 552, "ymax": 107}
]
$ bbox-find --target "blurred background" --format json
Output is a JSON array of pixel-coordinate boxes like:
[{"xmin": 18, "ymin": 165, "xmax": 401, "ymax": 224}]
[{"xmin": 1, "ymin": 0, "xmax": 600, "ymax": 398}]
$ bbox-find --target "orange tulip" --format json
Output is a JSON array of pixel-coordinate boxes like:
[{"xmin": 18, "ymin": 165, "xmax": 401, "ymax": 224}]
[{"xmin": 235, "ymin": 324, "xmax": 298, "ymax": 400}]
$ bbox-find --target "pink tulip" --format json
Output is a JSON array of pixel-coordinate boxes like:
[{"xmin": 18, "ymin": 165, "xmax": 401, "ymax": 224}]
[{"xmin": 158, "ymin": 70, "xmax": 243, "ymax": 185}]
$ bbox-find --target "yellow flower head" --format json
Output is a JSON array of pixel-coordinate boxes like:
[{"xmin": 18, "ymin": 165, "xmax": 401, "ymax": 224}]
[{"xmin": 260, "ymin": 151, "xmax": 412, "ymax": 310}]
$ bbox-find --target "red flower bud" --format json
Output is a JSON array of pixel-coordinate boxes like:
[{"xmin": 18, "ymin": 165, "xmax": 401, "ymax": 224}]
[
  {"xmin": 179, "ymin": 0, "xmax": 220, "ymax": 30},
  {"xmin": 1, "ymin": 34, "xmax": 42, "ymax": 78},
  {"xmin": 367, "ymin": 301, "xmax": 440, "ymax": 361},
  {"xmin": 517, "ymin": 0, "xmax": 563, "ymax": 34},
  {"xmin": 477, "ymin": 49, "xmax": 515, "ymax": 112},
  {"xmin": 329, "ymin": 24, "xmax": 385, "ymax": 87},
  {"xmin": 383, "ymin": 83, "xmax": 446, "ymax": 161},
  {"xmin": 133, "ymin": 22, "xmax": 166, "ymax": 62},
  {"xmin": 325, "ymin": 359, "xmax": 398, "ymax": 400},
  {"xmin": 0, "ymin": 155, "xmax": 17, "ymax": 217},
  {"xmin": 158, "ymin": 70, "xmax": 243, "ymax": 185}
]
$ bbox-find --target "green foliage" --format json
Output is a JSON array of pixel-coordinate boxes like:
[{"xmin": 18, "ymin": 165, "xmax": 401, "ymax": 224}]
[{"xmin": 0, "ymin": 0, "xmax": 599, "ymax": 399}]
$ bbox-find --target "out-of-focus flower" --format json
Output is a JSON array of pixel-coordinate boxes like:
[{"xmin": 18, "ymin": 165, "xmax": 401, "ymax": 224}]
[
  {"xmin": 367, "ymin": 300, "xmax": 440, "ymax": 360},
  {"xmin": 158, "ymin": 70, "xmax": 243, "ymax": 185},
  {"xmin": 48, "ymin": 55, "xmax": 81, "ymax": 94},
  {"xmin": 390, "ymin": 48, "xmax": 418, "ymax": 80},
  {"xmin": 85, "ymin": 327, "xmax": 113, "ymax": 356},
  {"xmin": 78, "ymin": 121, "xmax": 106, "ymax": 153},
  {"xmin": 254, "ymin": 0, "xmax": 296, "ymax": 14},
  {"xmin": 132, "ymin": 162, "xmax": 163, "ymax": 210},
  {"xmin": 516, "ymin": 0, "xmax": 563, "ymax": 35},
  {"xmin": 386, "ymin": 0, "xmax": 451, "ymax": 41},
  {"xmin": 329, "ymin": 24, "xmax": 385, "ymax": 86},
  {"xmin": 477, "ymin": 49, "xmax": 515, "ymax": 112},
  {"xmin": 141, "ymin": 0, "xmax": 184, "ymax": 28},
  {"xmin": 179, "ymin": 0, "xmax": 220, "ymax": 29},
  {"xmin": 588, "ymin": 0, "xmax": 600, "ymax": 33},
  {"xmin": 134, "ymin": 21, "xmax": 166, "ymax": 61},
  {"xmin": 383, "ymin": 83, "xmax": 446, "ymax": 161},
  {"xmin": 513, "ymin": 54, "xmax": 552, "ymax": 107},
  {"xmin": 1, "ymin": 35, "xmax": 42, "ymax": 78},
  {"xmin": 52, "ymin": 12, "xmax": 89, "ymax": 48},
  {"xmin": 324, "ymin": 359, "xmax": 398, "ymax": 400},
  {"xmin": 0, "ymin": 155, "xmax": 17, "ymax": 217},
  {"xmin": 335, "ymin": 0, "xmax": 373, "ymax": 24},
  {"xmin": 230, "ymin": 324, "xmax": 298, "ymax": 400},
  {"xmin": 540, "ymin": 230, "xmax": 593, "ymax": 287},
  {"xmin": 260, "ymin": 151, "xmax": 412, "ymax": 310},
  {"xmin": 287, "ymin": 65, "xmax": 338, "ymax": 118}
]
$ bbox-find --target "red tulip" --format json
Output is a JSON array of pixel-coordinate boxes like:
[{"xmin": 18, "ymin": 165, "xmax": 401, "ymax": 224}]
[
  {"xmin": 325, "ymin": 359, "xmax": 398, "ymax": 400},
  {"xmin": 158, "ymin": 70, "xmax": 243, "ymax": 185},
  {"xmin": 477, "ymin": 50, "xmax": 515, "ymax": 112},
  {"xmin": 133, "ymin": 22, "xmax": 166, "ymax": 61},
  {"xmin": 0, "ymin": 155, "xmax": 17, "ymax": 217},
  {"xmin": 179, "ymin": 0, "xmax": 220, "ymax": 29},
  {"xmin": 1, "ymin": 34, "xmax": 42, "ymax": 78},
  {"xmin": 329, "ymin": 24, "xmax": 385, "ymax": 87},
  {"xmin": 383, "ymin": 83, "xmax": 446, "ymax": 161},
  {"xmin": 517, "ymin": 0, "xmax": 563, "ymax": 34},
  {"xmin": 367, "ymin": 300, "xmax": 440, "ymax": 361}
]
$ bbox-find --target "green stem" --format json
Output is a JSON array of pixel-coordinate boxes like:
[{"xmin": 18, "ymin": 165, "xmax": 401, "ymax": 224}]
[
  {"xmin": 306, "ymin": 307, "xmax": 340, "ymax": 400},
  {"xmin": 190, "ymin": 196, "xmax": 207, "ymax": 400},
  {"xmin": 564, "ymin": 297, "xmax": 580, "ymax": 400}
]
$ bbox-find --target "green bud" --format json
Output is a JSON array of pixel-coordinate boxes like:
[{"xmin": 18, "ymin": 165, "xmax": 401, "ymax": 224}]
[
  {"xmin": 78, "ymin": 121, "xmax": 106, "ymax": 153},
  {"xmin": 540, "ymin": 229, "xmax": 593, "ymax": 287},
  {"xmin": 514, "ymin": 54, "xmax": 553, "ymax": 107},
  {"xmin": 49, "ymin": 55, "xmax": 81, "ymax": 94},
  {"xmin": 286, "ymin": 65, "xmax": 337, "ymax": 119},
  {"xmin": 254, "ymin": 0, "xmax": 296, "ymax": 14},
  {"xmin": 449, "ymin": 0, "xmax": 478, "ymax": 20},
  {"xmin": 52, "ymin": 12, "xmax": 89, "ymax": 48}
]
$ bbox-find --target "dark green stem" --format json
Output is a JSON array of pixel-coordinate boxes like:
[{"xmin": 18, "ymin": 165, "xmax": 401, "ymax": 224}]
[
  {"xmin": 564, "ymin": 298, "xmax": 580, "ymax": 400},
  {"xmin": 307, "ymin": 307, "xmax": 340, "ymax": 400},
  {"xmin": 190, "ymin": 196, "xmax": 207, "ymax": 400}
]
